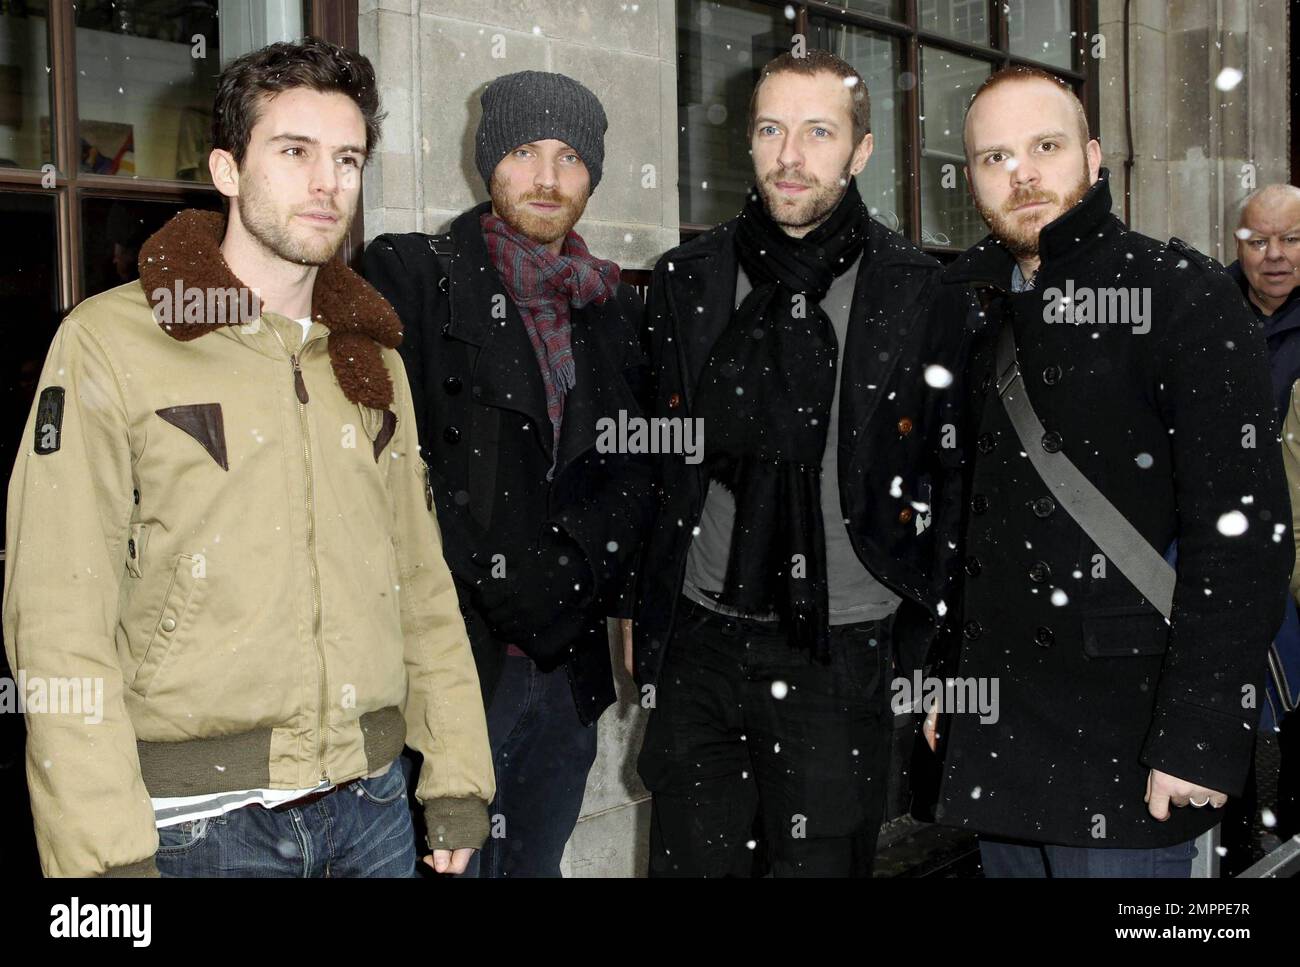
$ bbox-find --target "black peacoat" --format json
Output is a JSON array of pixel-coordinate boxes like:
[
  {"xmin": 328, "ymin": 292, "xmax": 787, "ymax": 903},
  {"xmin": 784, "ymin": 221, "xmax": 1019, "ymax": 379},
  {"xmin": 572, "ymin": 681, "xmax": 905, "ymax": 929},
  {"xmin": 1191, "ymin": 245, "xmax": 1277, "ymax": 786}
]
[
  {"xmin": 363, "ymin": 203, "xmax": 657, "ymax": 726},
  {"xmin": 931, "ymin": 171, "xmax": 1294, "ymax": 848}
]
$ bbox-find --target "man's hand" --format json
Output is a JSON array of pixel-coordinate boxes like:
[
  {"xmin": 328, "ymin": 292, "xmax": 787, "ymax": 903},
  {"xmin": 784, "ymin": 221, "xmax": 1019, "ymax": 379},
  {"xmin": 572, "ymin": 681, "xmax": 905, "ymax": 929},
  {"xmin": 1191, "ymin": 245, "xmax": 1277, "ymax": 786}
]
[
  {"xmin": 923, "ymin": 708, "xmax": 939, "ymax": 752},
  {"xmin": 1144, "ymin": 768, "xmax": 1227, "ymax": 820},
  {"xmin": 423, "ymin": 848, "xmax": 476, "ymax": 874},
  {"xmin": 620, "ymin": 618, "xmax": 634, "ymax": 677}
]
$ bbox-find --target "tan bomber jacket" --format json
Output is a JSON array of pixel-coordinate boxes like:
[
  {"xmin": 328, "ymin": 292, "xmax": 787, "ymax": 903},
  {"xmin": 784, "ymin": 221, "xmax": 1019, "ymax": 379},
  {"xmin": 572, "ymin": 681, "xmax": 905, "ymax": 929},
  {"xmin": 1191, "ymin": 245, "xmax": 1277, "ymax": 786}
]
[{"xmin": 3, "ymin": 211, "xmax": 494, "ymax": 877}]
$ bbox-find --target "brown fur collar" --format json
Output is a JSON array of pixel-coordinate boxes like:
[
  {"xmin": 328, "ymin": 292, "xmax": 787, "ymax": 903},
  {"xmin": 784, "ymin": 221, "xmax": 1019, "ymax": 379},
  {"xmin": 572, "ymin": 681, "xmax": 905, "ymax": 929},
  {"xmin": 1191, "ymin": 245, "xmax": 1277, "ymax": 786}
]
[{"xmin": 137, "ymin": 209, "xmax": 402, "ymax": 410}]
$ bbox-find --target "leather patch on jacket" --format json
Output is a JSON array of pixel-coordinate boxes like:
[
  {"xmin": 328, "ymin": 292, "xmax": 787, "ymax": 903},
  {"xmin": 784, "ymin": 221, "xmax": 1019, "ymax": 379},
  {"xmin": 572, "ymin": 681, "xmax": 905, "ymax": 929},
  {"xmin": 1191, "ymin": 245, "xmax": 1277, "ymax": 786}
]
[
  {"xmin": 34, "ymin": 387, "xmax": 65, "ymax": 455},
  {"xmin": 156, "ymin": 403, "xmax": 229, "ymax": 471},
  {"xmin": 373, "ymin": 410, "xmax": 397, "ymax": 462}
]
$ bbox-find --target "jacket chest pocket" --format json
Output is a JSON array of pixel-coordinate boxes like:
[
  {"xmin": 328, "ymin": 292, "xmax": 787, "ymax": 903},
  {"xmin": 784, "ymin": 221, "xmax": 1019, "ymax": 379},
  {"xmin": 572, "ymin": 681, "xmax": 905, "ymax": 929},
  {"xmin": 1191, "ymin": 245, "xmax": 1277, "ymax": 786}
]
[
  {"xmin": 1081, "ymin": 606, "xmax": 1169, "ymax": 658},
  {"xmin": 131, "ymin": 553, "xmax": 202, "ymax": 697},
  {"xmin": 357, "ymin": 404, "xmax": 399, "ymax": 463}
]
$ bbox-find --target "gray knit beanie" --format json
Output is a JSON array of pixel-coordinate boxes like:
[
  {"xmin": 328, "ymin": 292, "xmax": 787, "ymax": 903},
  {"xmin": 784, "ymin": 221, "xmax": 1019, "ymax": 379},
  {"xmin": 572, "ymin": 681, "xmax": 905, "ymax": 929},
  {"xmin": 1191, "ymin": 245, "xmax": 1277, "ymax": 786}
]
[{"xmin": 475, "ymin": 71, "xmax": 608, "ymax": 192}]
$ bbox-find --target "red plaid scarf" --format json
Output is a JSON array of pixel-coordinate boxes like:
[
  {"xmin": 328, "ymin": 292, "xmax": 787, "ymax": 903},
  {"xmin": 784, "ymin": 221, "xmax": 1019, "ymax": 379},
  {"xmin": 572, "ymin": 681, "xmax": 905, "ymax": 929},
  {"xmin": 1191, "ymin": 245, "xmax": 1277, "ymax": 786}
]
[{"xmin": 481, "ymin": 212, "xmax": 621, "ymax": 472}]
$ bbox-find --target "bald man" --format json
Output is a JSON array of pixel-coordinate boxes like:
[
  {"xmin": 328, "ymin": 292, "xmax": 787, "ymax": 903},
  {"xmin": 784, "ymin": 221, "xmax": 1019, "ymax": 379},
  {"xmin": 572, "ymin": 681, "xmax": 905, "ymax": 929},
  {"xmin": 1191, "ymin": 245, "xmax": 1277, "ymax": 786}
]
[
  {"xmin": 931, "ymin": 66, "xmax": 1291, "ymax": 878},
  {"xmin": 1231, "ymin": 184, "xmax": 1300, "ymax": 417}
]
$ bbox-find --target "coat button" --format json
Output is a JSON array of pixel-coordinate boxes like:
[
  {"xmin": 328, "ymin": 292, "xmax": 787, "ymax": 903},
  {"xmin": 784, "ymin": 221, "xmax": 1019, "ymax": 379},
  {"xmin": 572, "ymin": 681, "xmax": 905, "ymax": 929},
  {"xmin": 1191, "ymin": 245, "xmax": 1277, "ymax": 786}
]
[
  {"xmin": 898, "ymin": 507, "xmax": 913, "ymax": 524},
  {"xmin": 133, "ymin": 488, "xmax": 140, "ymax": 505},
  {"xmin": 1042, "ymin": 365, "xmax": 1062, "ymax": 385},
  {"xmin": 980, "ymin": 373, "xmax": 993, "ymax": 395},
  {"xmin": 443, "ymin": 426, "xmax": 461, "ymax": 444},
  {"xmin": 1028, "ymin": 561, "xmax": 1051, "ymax": 583},
  {"xmin": 977, "ymin": 432, "xmax": 995, "ymax": 454},
  {"xmin": 1041, "ymin": 431, "xmax": 1063, "ymax": 453},
  {"xmin": 971, "ymin": 494, "xmax": 989, "ymax": 514},
  {"xmin": 443, "ymin": 376, "xmax": 463, "ymax": 395},
  {"xmin": 964, "ymin": 556, "xmax": 982, "ymax": 576},
  {"xmin": 963, "ymin": 620, "xmax": 983, "ymax": 641},
  {"xmin": 1031, "ymin": 496, "xmax": 1056, "ymax": 518},
  {"xmin": 440, "ymin": 323, "xmax": 452, "ymax": 339},
  {"xmin": 128, "ymin": 538, "xmax": 137, "ymax": 559},
  {"xmin": 897, "ymin": 417, "xmax": 914, "ymax": 435},
  {"xmin": 668, "ymin": 392, "xmax": 682, "ymax": 409},
  {"xmin": 161, "ymin": 616, "xmax": 177, "ymax": 633},
  {"xmin": 1035, "ymin": 626, "xmax": 1055, "ymax": 647}
]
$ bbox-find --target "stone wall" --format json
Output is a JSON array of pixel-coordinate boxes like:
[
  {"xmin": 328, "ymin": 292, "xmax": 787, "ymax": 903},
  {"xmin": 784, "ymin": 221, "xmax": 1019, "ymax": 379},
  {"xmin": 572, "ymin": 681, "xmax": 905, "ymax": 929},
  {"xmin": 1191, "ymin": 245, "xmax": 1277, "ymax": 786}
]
[{"xmin": 1096, "ymin": 0, "xmax": 1290, "ymax": 259}]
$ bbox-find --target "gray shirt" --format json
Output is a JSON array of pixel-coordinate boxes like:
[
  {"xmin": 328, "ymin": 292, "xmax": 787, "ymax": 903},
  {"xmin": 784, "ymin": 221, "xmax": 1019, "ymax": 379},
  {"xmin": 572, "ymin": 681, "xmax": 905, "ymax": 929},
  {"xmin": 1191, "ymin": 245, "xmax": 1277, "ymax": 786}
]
[{"xmin": 682, "ymin": 256, "xmax": 903, "ymax": 624}]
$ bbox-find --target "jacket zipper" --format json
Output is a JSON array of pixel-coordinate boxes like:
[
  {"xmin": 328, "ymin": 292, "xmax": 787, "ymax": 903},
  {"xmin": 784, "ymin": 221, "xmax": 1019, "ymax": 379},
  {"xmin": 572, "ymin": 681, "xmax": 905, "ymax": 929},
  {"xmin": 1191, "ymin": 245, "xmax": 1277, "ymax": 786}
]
[{"xmin": 267, "ymin": 322, "xmax": 330, "ymax": 783}]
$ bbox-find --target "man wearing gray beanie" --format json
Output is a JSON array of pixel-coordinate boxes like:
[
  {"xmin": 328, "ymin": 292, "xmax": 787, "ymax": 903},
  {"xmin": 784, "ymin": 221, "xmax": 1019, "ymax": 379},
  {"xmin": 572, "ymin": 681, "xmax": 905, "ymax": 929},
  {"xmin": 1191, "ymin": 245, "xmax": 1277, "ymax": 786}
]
[{"xmin": 364, "ymin": 70, "xmax": 654, "ymax": 877}]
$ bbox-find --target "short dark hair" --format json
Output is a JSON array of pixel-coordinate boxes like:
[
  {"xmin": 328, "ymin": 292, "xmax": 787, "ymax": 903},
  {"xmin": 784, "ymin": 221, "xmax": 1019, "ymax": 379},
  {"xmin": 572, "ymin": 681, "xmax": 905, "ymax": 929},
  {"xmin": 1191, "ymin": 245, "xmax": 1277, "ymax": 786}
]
[
  {"xmin": 747, "ymin": 49, "xmax": 871, "ymax": 145},
  {"xmin": 211, "ymin": 37, "xmax": 385, "ymax": 166},
  {"xmin": 964, "ymin": 65, "xmax": 1090, "ymax": 157}
]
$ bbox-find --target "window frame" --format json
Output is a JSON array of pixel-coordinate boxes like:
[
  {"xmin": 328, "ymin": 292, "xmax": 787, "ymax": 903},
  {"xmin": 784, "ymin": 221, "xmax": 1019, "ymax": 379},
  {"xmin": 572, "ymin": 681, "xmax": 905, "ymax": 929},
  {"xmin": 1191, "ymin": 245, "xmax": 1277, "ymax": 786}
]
[
  {"xmin": 0, "ymin": 0, "xmax": 361, "ymax": 314},
  {"xmin": 677, "ymin": 0, "xmax": 1100, "ymax": 255}
]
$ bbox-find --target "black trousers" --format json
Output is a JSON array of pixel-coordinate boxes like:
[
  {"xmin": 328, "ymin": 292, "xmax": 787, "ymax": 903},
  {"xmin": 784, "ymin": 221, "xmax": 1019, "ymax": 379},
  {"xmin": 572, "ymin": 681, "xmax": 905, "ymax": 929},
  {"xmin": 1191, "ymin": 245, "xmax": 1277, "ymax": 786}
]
[{"xmin": 638, "ymin": 597, "xmax": 896, "ymax": 877}]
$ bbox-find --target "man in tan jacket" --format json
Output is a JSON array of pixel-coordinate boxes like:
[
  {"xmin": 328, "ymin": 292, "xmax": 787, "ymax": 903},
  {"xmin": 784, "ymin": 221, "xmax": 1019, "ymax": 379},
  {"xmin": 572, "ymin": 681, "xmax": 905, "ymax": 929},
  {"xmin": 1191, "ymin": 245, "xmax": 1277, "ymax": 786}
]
[{"xmin": 2, "ymin": 38, "xmax": 493, "ymax": 877}]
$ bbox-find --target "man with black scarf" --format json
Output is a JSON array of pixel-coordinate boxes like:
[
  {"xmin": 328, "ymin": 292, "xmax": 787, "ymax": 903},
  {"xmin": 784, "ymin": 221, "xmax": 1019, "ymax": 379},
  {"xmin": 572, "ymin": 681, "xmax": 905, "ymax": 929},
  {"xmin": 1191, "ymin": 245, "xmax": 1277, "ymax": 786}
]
[{"xmin": 632, "ymin": 49, "xmax": 974, "ymax": 877}]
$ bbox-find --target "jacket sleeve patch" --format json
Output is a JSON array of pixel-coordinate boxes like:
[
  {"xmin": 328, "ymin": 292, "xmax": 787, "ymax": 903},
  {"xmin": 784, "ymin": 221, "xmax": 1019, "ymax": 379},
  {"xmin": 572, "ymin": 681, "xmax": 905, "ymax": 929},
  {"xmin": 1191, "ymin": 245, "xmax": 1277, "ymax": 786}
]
[
  {"xmin": 155, "ymin": 403, "xmax": 229, "ymax": 471},
  {"xmin": 34, "ymin": 386, "xmax": 65, "ymax": 455}
]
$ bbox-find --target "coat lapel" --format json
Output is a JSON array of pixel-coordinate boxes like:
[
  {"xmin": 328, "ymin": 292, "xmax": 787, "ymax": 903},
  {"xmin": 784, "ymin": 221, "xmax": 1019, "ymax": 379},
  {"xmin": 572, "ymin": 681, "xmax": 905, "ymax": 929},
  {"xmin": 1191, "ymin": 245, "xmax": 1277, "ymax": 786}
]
[
  {"xmin": 553, "ymin": 297, "xmax": 641, "ymax": 477},
  {"xmin": 664, "ymin": 225, "xmax": 738, "ymax": 413},
  {"xmin": 445, "ymin": 205, "xmax": 550, "ymax": 445}
]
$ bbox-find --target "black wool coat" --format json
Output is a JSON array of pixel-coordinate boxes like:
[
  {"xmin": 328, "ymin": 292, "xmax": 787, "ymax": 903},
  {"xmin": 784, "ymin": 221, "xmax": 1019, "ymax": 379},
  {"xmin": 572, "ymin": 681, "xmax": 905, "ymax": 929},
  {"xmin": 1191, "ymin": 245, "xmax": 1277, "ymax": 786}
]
[
  {"xmin": 931, "ymin": 172, "xmax": 1294, "ymax": 848},
  {"xmin": 631, "ymin": 214, "xmax": 977, "ymax": 688},
  {"xmin": 363, "ymin": 203, "xmax": 656, "ymax": 726}
]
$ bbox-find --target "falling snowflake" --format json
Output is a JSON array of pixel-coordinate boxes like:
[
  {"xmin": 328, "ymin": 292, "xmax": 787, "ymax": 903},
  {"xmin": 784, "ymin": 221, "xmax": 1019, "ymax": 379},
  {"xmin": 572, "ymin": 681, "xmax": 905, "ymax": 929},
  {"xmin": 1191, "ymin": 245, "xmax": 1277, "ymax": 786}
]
[
  {"xmin": 924, "ymin": 364, "xmax": 953, "ymax": 389},
  {"xmin": 1216, "ymin": 511, "xmax": 1248, "ymax": 537}
]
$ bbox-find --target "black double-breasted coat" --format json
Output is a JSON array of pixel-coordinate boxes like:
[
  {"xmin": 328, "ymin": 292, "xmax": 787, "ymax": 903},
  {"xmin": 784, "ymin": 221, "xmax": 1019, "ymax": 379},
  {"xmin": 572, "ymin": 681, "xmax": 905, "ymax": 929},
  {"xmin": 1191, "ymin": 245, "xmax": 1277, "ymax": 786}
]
[
  {"xmin": 931, "ymin": 172, "xmax": 1294, "ymax": 848},
  {"xmin": 364, "ymin": 203, "xmax": 656, "ymax": 726}
]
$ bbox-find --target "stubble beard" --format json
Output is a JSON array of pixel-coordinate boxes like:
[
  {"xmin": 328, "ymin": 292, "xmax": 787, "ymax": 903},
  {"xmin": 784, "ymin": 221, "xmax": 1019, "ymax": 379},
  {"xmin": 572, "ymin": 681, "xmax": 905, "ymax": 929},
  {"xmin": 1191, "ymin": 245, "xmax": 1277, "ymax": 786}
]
[
  {"xmin": 490, "ymin": 171, "xmax": 588, "ymax": 246},
  {"xmin": 238, "ymin": 174, "xmax": 350, "ymax": 267},
  {"xmin": 975, "ymin": 164, "xmax": 1092, "ymax": 261},
  {"xmin": 758, "ymin": 160, "xmax": 853, "ymax": 233}
]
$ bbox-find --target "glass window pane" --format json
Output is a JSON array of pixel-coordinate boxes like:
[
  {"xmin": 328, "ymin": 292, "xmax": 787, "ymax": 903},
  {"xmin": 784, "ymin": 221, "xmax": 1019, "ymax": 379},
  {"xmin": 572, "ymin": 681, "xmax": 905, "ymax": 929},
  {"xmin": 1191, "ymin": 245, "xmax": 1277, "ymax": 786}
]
[
  {"xmin": 840, "ymin": 0, "xmax": 903, "ymax": 20},
  {"xmin": 809, "ymin": 18, "xmax": 907, "ymax": 236},
  {"xmin": 677, "ymin": 0, "xmax": 795, "ymax": 226},
  {"xmin": 81, "ymin": 194, "xmax": 221, "ymax": 298},
  {"xmin": 0, "ymin": 0, "xmax": 52, "ymax": 171},
  {"xmin": 919, "ymin": 47, "xmax": 990, "ymax": 249},
  {"xmin": 1007, "ymin": 0, "xmax": 1076, "ymax": 70},
  {"xmin": 919, "ymin": 0, "xmax": 990, "ymax": 47},
  {"xmin": 74, "ymin": 1, "xmax": 222, "ymax": 181},
  {"xmin": 0, "ymin": 190, "xmax": 59, "ymax": 545}
]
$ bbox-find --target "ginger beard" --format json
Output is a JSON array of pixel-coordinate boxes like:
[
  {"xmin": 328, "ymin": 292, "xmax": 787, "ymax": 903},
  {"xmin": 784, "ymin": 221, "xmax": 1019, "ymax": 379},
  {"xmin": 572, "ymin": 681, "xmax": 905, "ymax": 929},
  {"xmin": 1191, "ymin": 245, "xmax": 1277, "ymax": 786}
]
[
  {"xmin": 974, "ymin": 162, "xmax": 1091, "ymax": 260},
  {"xmin": 235, "ymin": 166, "xmax": 355, "ymax": 267},
  {"xmin": 489, "ymin": 170, "xmax": 588, "ymax": 246},
  {"xmin": 757, "ymin": 160, "xmax": 853, "ymax": 231}
]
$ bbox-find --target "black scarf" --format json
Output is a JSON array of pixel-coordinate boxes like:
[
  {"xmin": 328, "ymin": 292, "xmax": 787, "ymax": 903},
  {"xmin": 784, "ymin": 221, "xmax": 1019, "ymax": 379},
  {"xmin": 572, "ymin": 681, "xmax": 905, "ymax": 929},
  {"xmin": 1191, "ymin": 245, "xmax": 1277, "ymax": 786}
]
[{"xmin": 695, "ymin": 179, "xmax": 870, "ymax": 660}]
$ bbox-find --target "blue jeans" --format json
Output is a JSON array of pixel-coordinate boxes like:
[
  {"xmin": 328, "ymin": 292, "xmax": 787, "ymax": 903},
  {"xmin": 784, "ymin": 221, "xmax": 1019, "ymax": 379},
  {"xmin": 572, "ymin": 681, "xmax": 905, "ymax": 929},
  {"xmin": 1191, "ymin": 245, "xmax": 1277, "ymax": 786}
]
[
  {"xmin": 979, "ymin": 835, "xmax": 1198, "ymax": 878},
  {"xmin": 466, "ymin": 653, "xmax": 598, "ymax": 877},
  {"xmin": 155, "ymin": 762, "xmax": 418, "ymax": 878}
]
